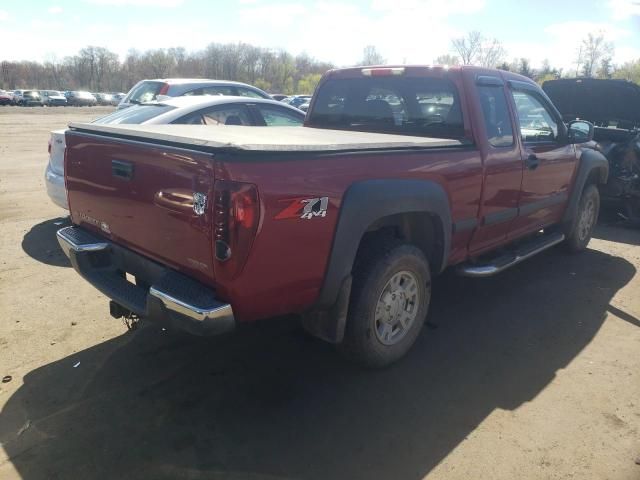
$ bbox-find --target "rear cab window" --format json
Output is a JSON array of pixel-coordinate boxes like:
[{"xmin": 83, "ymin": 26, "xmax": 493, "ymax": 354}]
[{"xmin": 307, "ymin": 74, "xmax": 465, "ymax": 138}]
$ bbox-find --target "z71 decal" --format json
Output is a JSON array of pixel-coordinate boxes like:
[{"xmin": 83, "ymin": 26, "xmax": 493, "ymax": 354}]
[{"xmin": 275, "ymin": 196, "xmax": 329, "ymax": 220}]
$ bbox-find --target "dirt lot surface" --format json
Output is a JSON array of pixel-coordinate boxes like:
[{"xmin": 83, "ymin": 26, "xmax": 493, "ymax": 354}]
[{"xmin": 0, "ymin": 107, "xmax": 639, "ymax": 480}]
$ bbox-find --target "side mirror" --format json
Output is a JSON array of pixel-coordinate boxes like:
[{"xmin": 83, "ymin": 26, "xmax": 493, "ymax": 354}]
[{"xmin": 567, "ymin": 120, "xmax": 594, "ymax": 144}]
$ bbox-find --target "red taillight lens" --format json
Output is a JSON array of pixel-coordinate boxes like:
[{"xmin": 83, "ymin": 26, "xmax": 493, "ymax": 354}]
[
  {"xmin": 158, "ymin": 83, "xmax": 170, "ymax": 96},
  {"xmin": 214, "ymin": 180, "xmax": 259, "ymax": 279}
]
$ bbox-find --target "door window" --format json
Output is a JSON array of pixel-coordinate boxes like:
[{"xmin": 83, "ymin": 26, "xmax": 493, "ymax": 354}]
[
  {"xmin": 478, "ymin": 85, "xmax": 514, "ymax": 147},
  {"xmin": 255, "ymin": 105, "xmax": 304, "ymax": 126},
  {"xmin": 237, "ymin": 87, "xmax": 267, "ymax": 99},
  {"xmin": 511, "ymin": 90, "xmax": 558, "ymax": 142},
  {"xmin": 175, "ymin": 105, "xmax": 252, "ymax": 125}
]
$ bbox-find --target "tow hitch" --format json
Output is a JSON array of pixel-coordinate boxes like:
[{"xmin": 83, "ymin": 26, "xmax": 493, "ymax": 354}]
[{"xmin": 109, "ymin": 301, "xmax": 139, "ymax": 331}]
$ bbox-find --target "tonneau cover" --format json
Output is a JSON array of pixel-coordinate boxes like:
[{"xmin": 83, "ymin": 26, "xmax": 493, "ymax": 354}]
[{"xmin": 68, "ymin": 123, "xmax": 465, "ymax": 153}]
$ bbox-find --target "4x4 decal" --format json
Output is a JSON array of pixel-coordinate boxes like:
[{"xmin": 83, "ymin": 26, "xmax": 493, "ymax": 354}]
[{"xmin": 275, "ymin": 196, "xmax": 329, "ymax": 220}]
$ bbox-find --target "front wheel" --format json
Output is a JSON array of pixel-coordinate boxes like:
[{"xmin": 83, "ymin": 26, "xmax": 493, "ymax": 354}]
[
  {"xmin": 339, "ymin": 239, "xmax": 431, "ymax": 368},
  {"xmin": 565, "ymin": 184, "xmax": 600, "ymax": 252}
]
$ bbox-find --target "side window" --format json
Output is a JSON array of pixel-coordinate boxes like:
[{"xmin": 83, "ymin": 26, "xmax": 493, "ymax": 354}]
[
  {"xmin": 182, "ymin": 88, "xmax": 202, "ymax": 96},
  {"xmin": 175, "ymin": 105, "xmax": 252, "ymax": 125},
  {"xmin": 237, "ymin": 88, "xmax": 265, "ymax": 99},
  {"xmin": 256, "ymin": 105, "xmax": 304, "ymax": 126},
  {"xmin": 478, "ymin": 86, "xmax": 514, "ymax": 147},
  {"xmin": 201, "ymin": 86, "xmax": 235, "ymax": 96},
  {"xmin": 511, "ymin": 90, "xmax": 558, "ymax": 142}
]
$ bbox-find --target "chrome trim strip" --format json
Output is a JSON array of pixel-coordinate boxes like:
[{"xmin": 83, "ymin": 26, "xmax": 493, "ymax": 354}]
[
  {"xmin": 56, "ymin": 226, "xmax": 109, "ymax": 258},
  {"xmin": 458, "ymin": 233, "xmax": 565, "ymax": 278},
  {"xmin": 149, "ymin": 286, "xmax": 234, "ymax": 323}
]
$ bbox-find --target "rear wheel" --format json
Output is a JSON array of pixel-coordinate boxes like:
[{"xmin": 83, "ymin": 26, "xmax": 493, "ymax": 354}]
[
  {"xmin": 565, "ymin": 184, "xmax": 600, "ymax": 252},
  {"xmin": 340, "ymin": 238, "xmax": 431, "ymax": 368}
]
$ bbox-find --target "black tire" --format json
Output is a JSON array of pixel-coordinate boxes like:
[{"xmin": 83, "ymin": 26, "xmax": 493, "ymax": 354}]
[
  {"xmin": 565, "ymin": 184, "xmax": 600, "ymax": 252},
  {"xmin": 339, "ymin": 238, "xmax": 431, "ymax": 368}
]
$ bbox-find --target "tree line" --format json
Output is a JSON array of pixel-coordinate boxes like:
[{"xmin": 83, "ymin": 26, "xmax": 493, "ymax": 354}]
[
  {"xmin": 436, "ymin": 31, "xmax": 640, "ymax": 85},
  {"xmin": 2, "ymin": 34, "xmax": 638, "ymax": 95},
  {"xmin": 0, "ymin": 43, "xmax": 334, "ymax": 94}
]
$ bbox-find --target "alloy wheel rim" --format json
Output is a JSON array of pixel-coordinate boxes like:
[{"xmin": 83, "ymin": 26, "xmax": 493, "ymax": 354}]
[{"xmin": 374, "ymin": 270, "xmax": 420, "ymax": 346}]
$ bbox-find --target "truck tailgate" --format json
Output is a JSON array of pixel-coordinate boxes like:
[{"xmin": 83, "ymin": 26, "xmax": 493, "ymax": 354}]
[{"xmin": 65, "ymin": 130, "xmax": 216, "ymax": 286}]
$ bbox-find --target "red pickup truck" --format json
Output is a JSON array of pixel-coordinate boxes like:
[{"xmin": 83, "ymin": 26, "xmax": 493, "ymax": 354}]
[{"xmin": 57, "ymin": 65, "xmax": 608, "ymax": 367}]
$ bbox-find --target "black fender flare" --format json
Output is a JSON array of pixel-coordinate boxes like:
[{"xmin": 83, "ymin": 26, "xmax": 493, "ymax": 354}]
[
  {"xmin": 562, "ymin": 148, "xmax": 609, "ymax": 224},
  {"xmin": 317, "ymin": 179, "xmax": 452, "ymax": 311},
  {"xmin": 302, "ymin": 179, "xmax": 451, "ymax": 343}
]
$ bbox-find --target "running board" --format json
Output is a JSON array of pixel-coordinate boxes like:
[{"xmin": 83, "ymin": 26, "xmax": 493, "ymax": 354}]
[{"xmin": 457, "ymin": 232, "xmax": 565, "ymax": 278}]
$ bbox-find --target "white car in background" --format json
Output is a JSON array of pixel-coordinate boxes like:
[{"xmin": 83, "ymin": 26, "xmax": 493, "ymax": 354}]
[
  {"xmin": 41, "ymin": 90, "xmax": 68, "ymax": 106},
  {"xmin": 45, "ymin": 95, "xmax": 305, "ymax": 209}
]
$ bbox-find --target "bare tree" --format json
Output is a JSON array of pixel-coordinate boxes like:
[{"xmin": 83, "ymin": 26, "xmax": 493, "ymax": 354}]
[
  {"xmin": 360, "ymin": 45, "xmax": 385, "ymax": 66},
  {"xmin": 478, "ymin": 38, "xmax": 506, "ymax": 68},
  {"xmin": 578, "ymin": 32, "xmax": 614, "ymax": 77},
  {"xmin": 451, "ymin": 31, "xmax": 505, "ymax": 68},
  {"xmin": 451, "ymin": 31, "xmax": 483, "ymax": 65}
]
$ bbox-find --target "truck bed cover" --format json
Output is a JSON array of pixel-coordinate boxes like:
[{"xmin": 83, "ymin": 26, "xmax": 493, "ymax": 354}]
[{"xmin": 68, "ymin": 123, "xmax": 466, "ymax": 153}]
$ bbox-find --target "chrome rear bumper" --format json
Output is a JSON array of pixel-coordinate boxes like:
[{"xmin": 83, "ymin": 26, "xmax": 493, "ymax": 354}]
[{"xmin": 57, "ymin": 226, "xmax": 234, "ymax": 336}]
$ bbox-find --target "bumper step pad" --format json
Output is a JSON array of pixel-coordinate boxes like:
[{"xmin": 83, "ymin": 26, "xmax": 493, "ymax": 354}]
[{"xmin": 57, "ymin": 226, "xmax": 234, "ymax": 336}]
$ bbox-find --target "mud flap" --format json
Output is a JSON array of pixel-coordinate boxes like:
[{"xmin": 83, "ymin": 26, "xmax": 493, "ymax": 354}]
[{"xmin": 301, "ymin": 275, "xmax": 352, "ymax": 344}]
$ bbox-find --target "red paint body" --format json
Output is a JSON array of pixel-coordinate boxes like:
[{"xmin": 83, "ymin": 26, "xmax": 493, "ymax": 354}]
[{"xmin": 65, "ymin": 66, "xmax": 580, "ymax": 323}]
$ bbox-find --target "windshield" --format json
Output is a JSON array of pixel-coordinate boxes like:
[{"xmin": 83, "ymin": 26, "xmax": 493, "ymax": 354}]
[
  {"xmin": 92, "ymin": 103, "xmax": 176, "ymax": 124},
  {"xmin": 125, "ymin": 81, "xmax": 165, "ymax": 104},
  {"xmin": 307, "ymin": 76, "xmax": 465, "ymax": 138}
]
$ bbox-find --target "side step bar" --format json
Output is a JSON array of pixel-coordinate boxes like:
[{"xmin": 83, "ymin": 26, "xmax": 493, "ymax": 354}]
[{"xmin": 457, "ymin": 231, "xmax": 565, "ymax": 278}]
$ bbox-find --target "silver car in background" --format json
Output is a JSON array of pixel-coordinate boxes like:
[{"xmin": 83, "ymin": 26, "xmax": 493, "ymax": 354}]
[
  {"xmin": 117, "ymin": 78, "xmax": 272, "ymax": 109},
  {"xmin": 45, "ymin": 95, "xmax": 305, "ymax": 209},
  {"xmin": 41, "ymin": 90, "xmax": 67, "ymax": 106}
]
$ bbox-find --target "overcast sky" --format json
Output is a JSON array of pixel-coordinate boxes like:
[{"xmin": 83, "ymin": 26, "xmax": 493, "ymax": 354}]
[{"xmin": 1, "ymin": 0, "xmax": 639, "ymax": 70}]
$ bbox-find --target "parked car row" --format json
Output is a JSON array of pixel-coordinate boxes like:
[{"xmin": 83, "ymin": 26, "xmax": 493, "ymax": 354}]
[
  {"xmin": 0, "ymin": 89, "xmax": 126, "ymax": 106},
  {"xmin": 2, "ymin": 79, "xmax": 314, "ymax": 111}
]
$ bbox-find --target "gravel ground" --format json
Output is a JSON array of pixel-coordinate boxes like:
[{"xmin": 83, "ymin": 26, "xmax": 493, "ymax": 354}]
[{"xmin": 0, "ymin": 107, "xmax": 639, "ymax": 480}]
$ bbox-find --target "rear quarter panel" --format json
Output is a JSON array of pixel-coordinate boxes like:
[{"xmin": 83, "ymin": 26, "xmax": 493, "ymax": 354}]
[{"xmin": 216, "ymin": 148, "xmax": 482, "ymax": 322}]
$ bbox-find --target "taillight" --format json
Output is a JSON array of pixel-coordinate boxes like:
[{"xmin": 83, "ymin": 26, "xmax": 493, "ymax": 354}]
[
  {"xmin": 213, "ymin": 180, "xmax": 259, "ymax": 279},
  {"xmin": 158, "ymin": 83, "xmax": 170, "ymax": 96}
]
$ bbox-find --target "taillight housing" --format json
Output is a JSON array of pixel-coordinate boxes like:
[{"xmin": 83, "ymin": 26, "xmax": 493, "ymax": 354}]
[
  {"xmin": 213, "ymin": 180, "xmax": 259, "ymax": 279},
  {"xmin": 158, "ymin": 83, "xmax": 170, "ymax": 96}
]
